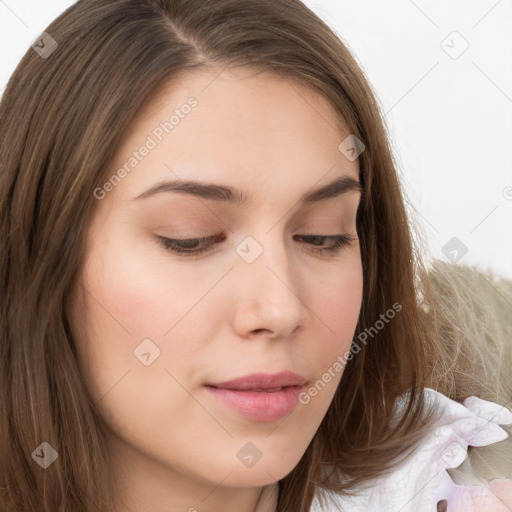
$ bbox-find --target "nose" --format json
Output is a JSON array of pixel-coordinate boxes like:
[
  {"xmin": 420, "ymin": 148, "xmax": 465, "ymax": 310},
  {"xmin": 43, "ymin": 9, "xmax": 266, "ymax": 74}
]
[{"xmin": 230, "ymin": 234, "xmax": 311, "ymax": 340}]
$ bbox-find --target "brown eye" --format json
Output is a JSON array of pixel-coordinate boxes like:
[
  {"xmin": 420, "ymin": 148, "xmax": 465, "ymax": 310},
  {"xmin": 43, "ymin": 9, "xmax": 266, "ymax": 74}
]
[
  {"xmin": 157, "ymin": 233, "xmax": 226, "ymax": 256},
  {"xmin": 293, "ymin": 233, "xmax": 355, "ymax": 255}
]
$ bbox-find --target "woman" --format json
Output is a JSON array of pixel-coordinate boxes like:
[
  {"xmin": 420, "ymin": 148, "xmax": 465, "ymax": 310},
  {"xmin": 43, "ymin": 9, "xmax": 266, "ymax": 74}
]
[{"xmin": 0, "ymin": 1, "xmax": 510, "ymax": 510}]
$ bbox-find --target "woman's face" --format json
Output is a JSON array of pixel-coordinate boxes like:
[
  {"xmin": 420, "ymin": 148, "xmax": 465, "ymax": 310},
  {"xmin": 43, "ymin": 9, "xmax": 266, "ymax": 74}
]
[{"xmin": 71, "ymin": 67, "xmax": 363, "ymax": 508}]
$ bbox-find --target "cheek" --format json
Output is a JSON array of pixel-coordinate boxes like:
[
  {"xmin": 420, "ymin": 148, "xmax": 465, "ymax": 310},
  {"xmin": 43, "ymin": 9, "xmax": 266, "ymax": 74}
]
[
  {"xmin": 309, "ymin": 257, "xmax": 363, "ymax": 352},
  {"xmin": 295, "ymin": 256, "xmax": 363, "ymax": 409},
  {"xmin": 80, "ymin": 224, "xmax": 216, "ymax": 339},
  {"xmin": 74, "ymin": 246, "xmax": 215, "ymax": 454},
  {"xmin": 74, "ymin": 231, "xmax": 197, "ymax": 401}
]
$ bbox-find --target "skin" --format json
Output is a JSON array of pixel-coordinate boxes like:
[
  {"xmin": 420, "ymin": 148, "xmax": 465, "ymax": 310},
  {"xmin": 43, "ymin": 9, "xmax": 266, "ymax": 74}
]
[
  {"xmin": 70, "ymin": 66, "xmax": 363, "ymax": 512},
  {"xmin": 488, "ymin": 479, "xmax": 512, "ymax": 509},
  {"xmin": 446, "ymin": 479, "xmax": 512, "ymax": 510}
]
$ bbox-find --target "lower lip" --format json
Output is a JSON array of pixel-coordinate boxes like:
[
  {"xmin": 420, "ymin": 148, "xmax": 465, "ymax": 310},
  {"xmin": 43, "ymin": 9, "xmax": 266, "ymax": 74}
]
[{"xmin": 204, "ymin": 385, "xmax": 304, "ymax": 422}]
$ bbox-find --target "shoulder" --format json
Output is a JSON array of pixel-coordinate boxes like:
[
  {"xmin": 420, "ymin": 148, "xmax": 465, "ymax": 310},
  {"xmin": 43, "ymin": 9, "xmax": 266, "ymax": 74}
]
[{"xmin": 310, "ymin": 388, "xmax": 512, "ymax": 512}]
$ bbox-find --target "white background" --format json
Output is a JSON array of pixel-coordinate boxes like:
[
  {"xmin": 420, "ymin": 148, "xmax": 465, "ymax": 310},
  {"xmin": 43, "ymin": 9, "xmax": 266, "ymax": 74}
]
[{"xmin": 1, "ymin": 0, "xmax": 511, "ymax": 279}]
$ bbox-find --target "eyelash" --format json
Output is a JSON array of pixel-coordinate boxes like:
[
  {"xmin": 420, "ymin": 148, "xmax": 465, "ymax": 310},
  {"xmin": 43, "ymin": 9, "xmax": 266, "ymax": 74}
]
[{"xmin": 156, "ymin": 233, "xmax": 355, "ymax": 257}]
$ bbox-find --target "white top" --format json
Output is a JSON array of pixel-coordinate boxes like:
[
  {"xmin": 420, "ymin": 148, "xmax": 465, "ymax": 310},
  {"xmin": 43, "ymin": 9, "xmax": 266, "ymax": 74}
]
[{"xmin": 255, "ymin": 388, "xmax": 512, "ymax": 512}]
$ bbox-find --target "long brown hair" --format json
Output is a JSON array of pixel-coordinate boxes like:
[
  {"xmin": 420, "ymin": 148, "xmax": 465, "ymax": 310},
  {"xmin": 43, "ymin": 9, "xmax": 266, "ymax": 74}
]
[{"xmin": 0, "ymin": 1, "xmax": 449, "ymax": 510}]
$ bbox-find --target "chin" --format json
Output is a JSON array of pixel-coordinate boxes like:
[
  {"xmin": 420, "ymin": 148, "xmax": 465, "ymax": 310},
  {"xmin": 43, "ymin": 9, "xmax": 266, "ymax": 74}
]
[
  {"xmin": 219, "ymin": 449, "xmax": 305, "ymax": 488},
  {"xmin": 223, "ymin": 467, "xmax": 288, "ymax": 488}
]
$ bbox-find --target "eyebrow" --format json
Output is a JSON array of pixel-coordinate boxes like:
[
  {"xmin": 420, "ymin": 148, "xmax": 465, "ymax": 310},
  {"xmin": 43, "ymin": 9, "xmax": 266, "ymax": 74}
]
[{"xmin": 133, "ymin": 175, "xmax": 361, "ymax": 205}]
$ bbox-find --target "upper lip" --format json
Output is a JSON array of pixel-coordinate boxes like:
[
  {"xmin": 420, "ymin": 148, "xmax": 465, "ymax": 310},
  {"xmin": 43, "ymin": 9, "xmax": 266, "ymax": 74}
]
[{"xmin": 205, "ymin": 371, "xmax": 307, "ymax": 390}]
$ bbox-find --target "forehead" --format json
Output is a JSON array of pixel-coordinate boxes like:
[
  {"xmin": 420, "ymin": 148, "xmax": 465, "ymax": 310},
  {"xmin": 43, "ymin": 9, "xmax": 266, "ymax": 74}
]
[
  {"xmin": 141, "ymin": 65, "xmax": 352, "ymax": 135},
  {"xmin": 107, "ymin": 66, "xmax": 360, "ymax": 206}
]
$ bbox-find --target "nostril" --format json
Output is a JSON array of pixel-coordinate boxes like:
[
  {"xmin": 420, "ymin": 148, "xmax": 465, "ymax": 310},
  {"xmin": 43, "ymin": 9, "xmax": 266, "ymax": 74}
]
[{"xmin": 251, "ymin": 328, "xmax": 272, "ymax": 336}]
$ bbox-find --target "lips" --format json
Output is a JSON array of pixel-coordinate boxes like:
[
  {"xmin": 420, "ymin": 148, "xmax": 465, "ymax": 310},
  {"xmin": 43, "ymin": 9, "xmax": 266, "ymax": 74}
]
[
  {"xmin": 203, "ymin": 371, "xmax": 307, "ymax": 422},
  {"xmin": 205, "ymin": 371, "xmax": 307, "ymax": 391}
]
